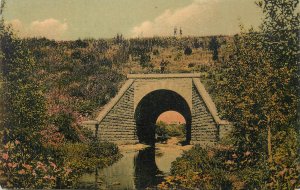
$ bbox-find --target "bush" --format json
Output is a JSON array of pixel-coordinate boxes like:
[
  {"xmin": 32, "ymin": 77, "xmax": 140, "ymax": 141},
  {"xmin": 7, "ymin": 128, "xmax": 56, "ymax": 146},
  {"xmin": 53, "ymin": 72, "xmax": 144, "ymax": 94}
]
[
  {"xmin": 86, "ymin": 140, "xmax": 121, "ymax": 167},
  {"xmin": 52, "ymin": 111, "xmax": 80, "ymax": 142},
  {"xmin": 158, "ymin": 145, "xmax": 232, "ymax": 190},
  {"xmin": 140, "ymin": 53, "xmax": 151, "ymax": 68},
  {"xmin": 99, "ymin": 57, "xmax": 112, "ymax": 68},
  {"xmin": 184, "ymin": 46, "xmax": 192, "ymax": 55},
  {"xmin": 188, "ymin": 63, "xmax": 195, "ymax": 68},
  {"xmin": 0, "ymin": 141, "xmax": 75, "ymax": 189},
  {"xmin": 153, "ymin": 49, "xmax": 159, "ymax": 55},
  {"xmin": 155, "ymin": 121, "xmax": 186, "ymax": 143},
  {"xmin": 59, "ymin": 140, "xmax": 121, "ymax": 174},
  {"xmin": 71, "ymin": 50, "xmax": 81, "ymax": 59},
  {"xmin": 155, "ymin": 123, "xmax": 169, "ymax": 142},
  {"xmin": 73, "ymin": 39, "xmax": 89, "ymax": 48}
]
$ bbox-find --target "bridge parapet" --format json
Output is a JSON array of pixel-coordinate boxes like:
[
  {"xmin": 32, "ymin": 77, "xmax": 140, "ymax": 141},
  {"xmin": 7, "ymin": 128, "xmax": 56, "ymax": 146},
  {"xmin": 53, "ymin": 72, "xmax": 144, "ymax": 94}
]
[{"xmin": 127, "ymin": 73, "xmax": 202, "ymax": 79}]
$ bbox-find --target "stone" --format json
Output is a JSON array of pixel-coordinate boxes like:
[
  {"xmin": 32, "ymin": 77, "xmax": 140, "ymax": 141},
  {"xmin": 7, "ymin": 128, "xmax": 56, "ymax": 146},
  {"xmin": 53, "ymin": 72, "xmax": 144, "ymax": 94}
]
[{"xmin": 82, "ymin": 73, "xmax": 231, "ymax": 146}]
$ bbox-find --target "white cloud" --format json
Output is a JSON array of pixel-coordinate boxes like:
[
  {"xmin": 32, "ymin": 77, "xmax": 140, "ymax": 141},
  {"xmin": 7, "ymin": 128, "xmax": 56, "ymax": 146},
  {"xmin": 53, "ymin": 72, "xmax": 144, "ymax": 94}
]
[
  {"xmin": 29, "ymin": 19, "xmax": 68, "ymax": 39},
  {"xmin": 130, "ymin": 0, "xmax": 260, "ymax": 37},
  {"xmin": 7, "ymin": 18, "xmax": 68, "ymax": 40},
  {"xmin": 7, "ymin": 19, "xmax": 23, "ymax": 31}
]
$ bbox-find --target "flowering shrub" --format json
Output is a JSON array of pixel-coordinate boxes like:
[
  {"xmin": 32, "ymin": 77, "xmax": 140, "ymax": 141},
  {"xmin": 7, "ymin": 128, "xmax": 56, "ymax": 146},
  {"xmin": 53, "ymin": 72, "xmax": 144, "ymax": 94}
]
[
  {"xmin": 40, "ymin": 124, "xmax": 65, "ymax": 148},
  {"xmin": 0, "ymin": 140, "xmax": 77, "ymax": 189}
]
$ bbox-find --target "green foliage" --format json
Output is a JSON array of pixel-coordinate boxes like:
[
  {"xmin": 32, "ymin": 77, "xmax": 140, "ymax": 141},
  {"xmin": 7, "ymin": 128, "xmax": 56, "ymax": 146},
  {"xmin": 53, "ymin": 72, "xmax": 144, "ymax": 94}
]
[
  {"xmin": 52, "ymin": 111, "xmax": 80, "ymax": 142},
  {"xmin": 155, "ymin": 121, "xmax": 185, "ymax": 143},
  {"xmin": 0, "ymin": 15, "xmax": 123, "ymax": 189},
  {"xmin": 216, "ymin": 0, "xmax": 299, "ymax": 155},
  {"xmin": 152, "ymin": 49, "xmax": 159, "ymax": 55},
  {"xmin": 0, "ymin": 26, "xmax": 68, "ymax": 189},
  {"xmin": 0, "ymin": 141, "xmax": 74, "ymax": 189},
  {"xmin": 158, "ymin": 145, "xmax": 232, "ymax": 190},
  {"xmin": 58, "ymin": 140, "xmax": 121, "ymax": 175},
  {"xmin": 160, "ymin": 1, "xmax": 299, "ymax": 189},
  {"xmin": 184, "ymin": 46, "xmax": 192, "ymax": 55},
  {"xmin": 86, "ymin": 140, "xmax": 121, "ymax": 167},
  {"xmin": 193, "ymin": 39, "xmax": 202, "ymax": 49},
  {"xmin": 1, "ymin": 29, "xmax": 46, "ymax": 148},
  {"xmin": 155, "ymin": 122, "xmax": 169, "ymax": 142},
  {"xmin": 139, "ymin": 52, "xmax": 151, "ymax": 68},
  {"xmin": 214, "ymin": 0, "xmax": 299, "ymax": 189},
  {"xmin": 73, "ymin": 39, "xmax": 89, "ymax": 48},
  {"xmin": 208, "ymin": 36, "xmax": 220, "ymax": 61}
]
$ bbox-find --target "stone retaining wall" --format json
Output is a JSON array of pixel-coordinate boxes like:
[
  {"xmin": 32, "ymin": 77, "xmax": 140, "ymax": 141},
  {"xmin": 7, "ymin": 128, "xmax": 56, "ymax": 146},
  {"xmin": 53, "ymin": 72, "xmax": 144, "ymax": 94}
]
[
  {"xmin": 97, "ymin": 84, "xmax": 138, "ymax": 144},
  {"xmin": 191, "ymin": 85, "xmax": 218, "ymax": 145}
]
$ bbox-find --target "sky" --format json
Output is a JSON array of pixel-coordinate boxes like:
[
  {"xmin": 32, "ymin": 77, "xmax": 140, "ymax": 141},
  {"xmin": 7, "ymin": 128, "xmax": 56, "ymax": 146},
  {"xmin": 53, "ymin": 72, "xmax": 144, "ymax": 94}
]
[
  {"xmin": 157, "ymin": 111, "xmax": 186, "ymax": 124},
  {"xmin": 3, "ymin": 0, "xmax": 263, "ymax": 40}
]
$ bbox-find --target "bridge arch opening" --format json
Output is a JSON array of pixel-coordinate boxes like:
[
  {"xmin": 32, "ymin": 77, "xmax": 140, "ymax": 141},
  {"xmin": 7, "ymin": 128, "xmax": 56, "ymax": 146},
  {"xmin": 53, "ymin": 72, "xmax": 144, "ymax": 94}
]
[
  {"xmin": 134, "ymin": 89, "xmax": 191, "ymax": 145},
  {"xmin": 156, "ymin": 111, "xmax": 186, "ymax": 125}
]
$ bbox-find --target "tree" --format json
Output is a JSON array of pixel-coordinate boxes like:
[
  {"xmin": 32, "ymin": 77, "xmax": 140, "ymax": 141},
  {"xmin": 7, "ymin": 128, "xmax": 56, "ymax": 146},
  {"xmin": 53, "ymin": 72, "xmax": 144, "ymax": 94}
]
[
  {"xmin": 216, "ymin": 0, "xmax": 299, "ymax": 188},
  {"xmin": 208, "ymin": 36, "xmax": 220, "ymax": 61},
  {"xmin": 0, "ymin": 8, "xmax": 75, "ymax": 188},
  {"xmin": 218, "ymin": 31, "xmax": 275, "ymax": 158},
  {"xmin": 139, "ymin": 52, "xmax": 151, "ymax": 68},
  {"xmin": 1, "ymin": 26, "xmax": 46, "ymax": 152}
]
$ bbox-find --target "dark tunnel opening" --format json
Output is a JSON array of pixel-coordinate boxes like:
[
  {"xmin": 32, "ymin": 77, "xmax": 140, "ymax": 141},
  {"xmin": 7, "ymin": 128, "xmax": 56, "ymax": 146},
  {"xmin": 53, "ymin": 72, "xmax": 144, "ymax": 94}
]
[{"xmin": 134, "ymin": 89, "xmax": 191, "ymax": 145}]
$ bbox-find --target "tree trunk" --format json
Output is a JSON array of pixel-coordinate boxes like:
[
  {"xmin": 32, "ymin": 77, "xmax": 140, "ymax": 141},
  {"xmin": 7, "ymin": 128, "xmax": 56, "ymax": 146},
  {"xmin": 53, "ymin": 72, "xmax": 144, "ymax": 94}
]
[{"xmin": 267, "ymin": 117, "xmax": 272, "ymax": 162}]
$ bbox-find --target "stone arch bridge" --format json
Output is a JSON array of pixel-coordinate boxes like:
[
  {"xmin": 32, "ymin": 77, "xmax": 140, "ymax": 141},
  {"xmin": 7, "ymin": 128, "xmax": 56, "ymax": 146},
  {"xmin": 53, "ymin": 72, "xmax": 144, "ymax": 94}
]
[{"xmin": 83, "ymin": 73, "xmax": 230, "ymax": 146}]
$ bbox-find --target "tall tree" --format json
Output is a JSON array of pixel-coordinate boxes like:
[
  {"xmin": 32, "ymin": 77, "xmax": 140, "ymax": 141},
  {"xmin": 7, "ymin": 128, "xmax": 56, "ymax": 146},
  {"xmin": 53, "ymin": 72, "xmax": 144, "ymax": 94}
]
[
  {"xmin": 1, "ymin": 29, "xmax": 46, "ymax": 151},
  {"xmin": 218, "ymin": 0, "xmax": 299, "ymax": 157},
  {"xmin": 208, "ymin": 36, "xmax": 220, "ymax": 61},
  {"xmin": 216, "ymin": 0, "xmax": 299, "ymax": 188},
  {"xmin": 0, "ymin": 8, "xmax": 59, "ymax": 188}
]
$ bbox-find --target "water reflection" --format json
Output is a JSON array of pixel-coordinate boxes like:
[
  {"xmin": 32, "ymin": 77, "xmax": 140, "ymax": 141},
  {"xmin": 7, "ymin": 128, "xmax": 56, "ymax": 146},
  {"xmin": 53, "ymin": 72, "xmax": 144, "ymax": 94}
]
[
  {"xmin": 79, "ymin": 145, "xmax": 182, "ymax": 190},
  {"xmin": 134, "ymin": 147, "xmax": 164, "ymax": 189}
]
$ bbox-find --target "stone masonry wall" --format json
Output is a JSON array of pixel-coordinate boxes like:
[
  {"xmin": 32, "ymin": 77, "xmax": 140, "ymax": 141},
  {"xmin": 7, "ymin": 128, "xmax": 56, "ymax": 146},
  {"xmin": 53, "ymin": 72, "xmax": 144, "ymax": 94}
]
[
  {"xmin": 133, "ymin": 78, "xmax": 192, "ymax": 110},
  {"xmin": 98, "ymin": 84, "xmax": 138, "ymax": 144},
  {"xmin": 191, "ymin": 85, "xmax": 218, "ymax": 145}
]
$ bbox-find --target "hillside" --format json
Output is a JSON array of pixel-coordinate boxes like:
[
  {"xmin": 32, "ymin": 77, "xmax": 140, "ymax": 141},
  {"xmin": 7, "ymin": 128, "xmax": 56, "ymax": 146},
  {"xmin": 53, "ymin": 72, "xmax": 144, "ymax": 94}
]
[{"xmin": 19, "ymin": 36, "xmax": 229, "ymax": 143}]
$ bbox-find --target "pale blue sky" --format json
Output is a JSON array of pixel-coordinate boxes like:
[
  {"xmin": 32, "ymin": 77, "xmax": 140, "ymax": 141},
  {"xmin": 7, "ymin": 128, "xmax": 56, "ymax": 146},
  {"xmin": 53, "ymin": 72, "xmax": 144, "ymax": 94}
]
[{"xmin": 4, "ymin": 0, "xmax": 263, "ymax": 40}]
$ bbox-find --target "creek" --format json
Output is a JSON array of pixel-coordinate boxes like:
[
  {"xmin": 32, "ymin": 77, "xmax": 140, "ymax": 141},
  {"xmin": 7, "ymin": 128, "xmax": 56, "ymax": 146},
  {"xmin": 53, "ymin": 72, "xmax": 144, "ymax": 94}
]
[{"xmin": 78, "ymin": 137, "xmax": 191, "ymax": 189}]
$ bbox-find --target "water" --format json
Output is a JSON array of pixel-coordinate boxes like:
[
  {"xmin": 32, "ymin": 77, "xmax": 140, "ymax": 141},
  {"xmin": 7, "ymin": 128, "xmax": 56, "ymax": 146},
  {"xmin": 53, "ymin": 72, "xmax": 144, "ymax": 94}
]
[{"xmin": 78, "ymin": 145, "xmax": 184, "ymax": 190}]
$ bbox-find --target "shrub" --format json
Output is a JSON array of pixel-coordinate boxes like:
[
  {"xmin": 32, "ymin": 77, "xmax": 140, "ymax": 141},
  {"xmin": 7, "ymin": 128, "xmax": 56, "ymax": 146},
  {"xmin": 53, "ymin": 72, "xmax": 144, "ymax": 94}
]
[
  {"xmin": 0, "ymin": 141, "xmax": 75, "ymax": 189},
  {"xmin": 158, "ymin": 145, "xmax": 232, "ymax": 190},
  {"xmin": 86, "ymin": 140, "xmax": 121, "ymax": 167},
  {"xmin": 184, "ymin": 46, "xmax": 192, "ymax": 55},
  {"xmin": 52, "ymin": 111, "xmax": 80, "ymax": 142},
  {"xmin": 155, "ymin": 123, "xmax": 169, "ymax": 142},
  {"xmin": 140, "ymin": 53, "xmax": 151, "ymax": 68},
  {"xmin": 155, "ymin": 121, "xmax": 186, "ymax": 143},
  {"xmin": 193, "ymin": 40, "xmax": 202, "ymax": 49},
  {"xmin": 153, "ymin": 49, "xmax": 159, "ymax": 55},
  {"xmin": 59, "ymin": 140, "xmax": 121, "ymax": 174},
  {"xmin": 188, "ymin": 63, "xmax": 195, "ymax": 68},
  {"xmin": 100, "ymin": 57, "xmax": 112, "ymax": 68},
  {"xmin": 73, "ymin": 39, "xmax": 88, "ymax": 48},
  {"xmin": 71, "ymin": 50, "xmax": 81, "ymax": 59}
]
